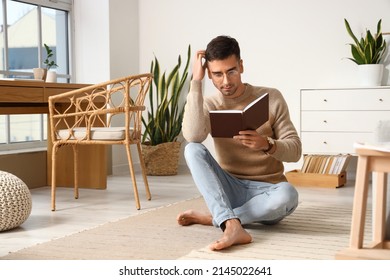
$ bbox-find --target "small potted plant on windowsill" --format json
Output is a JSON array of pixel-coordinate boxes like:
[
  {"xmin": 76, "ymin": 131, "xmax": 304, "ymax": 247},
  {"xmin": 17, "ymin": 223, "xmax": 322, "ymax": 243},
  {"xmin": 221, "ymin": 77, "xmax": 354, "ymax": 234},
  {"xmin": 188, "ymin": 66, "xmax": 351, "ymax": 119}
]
[
  {"xmin": 344, "ymin": 18, "xmax": 387, "ymax": 86},
  {"xmin": 43, "ymin": 43, "xmax": 58, "ymax": 82},
  {"xmin": 33, "ymin": 44, "xmax": 58, "ymax": 81}
]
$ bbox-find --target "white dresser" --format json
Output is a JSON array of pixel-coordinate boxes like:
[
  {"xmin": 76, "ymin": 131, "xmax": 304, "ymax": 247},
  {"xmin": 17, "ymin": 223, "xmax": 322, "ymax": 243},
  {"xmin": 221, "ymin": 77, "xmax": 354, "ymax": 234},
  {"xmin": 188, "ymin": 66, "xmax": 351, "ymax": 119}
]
[{"xmin": 300, "ymin": 87, "xmax": 390, "ymax": 154}]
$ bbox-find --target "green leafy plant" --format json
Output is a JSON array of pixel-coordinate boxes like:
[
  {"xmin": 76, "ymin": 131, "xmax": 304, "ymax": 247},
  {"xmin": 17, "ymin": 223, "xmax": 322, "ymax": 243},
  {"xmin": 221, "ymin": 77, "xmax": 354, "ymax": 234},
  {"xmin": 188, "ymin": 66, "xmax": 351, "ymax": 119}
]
[
  {"xmin": 43, "ymin": 43, "xmax": 58, "ymax": 70},
  {"xmin": 142, "ymin": 45, "xmax": 191, "ymax": 146},
  {"xmin": 344, "ymin": 18, "xmax": 387, "ymax": 64}
]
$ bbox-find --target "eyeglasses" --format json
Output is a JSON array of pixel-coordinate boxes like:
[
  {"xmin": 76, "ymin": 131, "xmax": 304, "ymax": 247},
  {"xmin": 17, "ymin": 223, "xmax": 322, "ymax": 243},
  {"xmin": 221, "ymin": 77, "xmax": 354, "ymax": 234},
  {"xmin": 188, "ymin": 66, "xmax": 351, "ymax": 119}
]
[{"xmin": 211, "ymin": 69, "xmax": 240, "ymax": 81}]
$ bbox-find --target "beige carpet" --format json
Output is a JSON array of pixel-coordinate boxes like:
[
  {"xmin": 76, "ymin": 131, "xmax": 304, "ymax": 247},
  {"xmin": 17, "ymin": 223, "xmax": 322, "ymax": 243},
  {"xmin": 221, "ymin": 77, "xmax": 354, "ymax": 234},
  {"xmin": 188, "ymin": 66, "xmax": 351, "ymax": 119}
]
[{"xmin": 0, "ymin": 196, "xmax": 371, "ymax": 260}]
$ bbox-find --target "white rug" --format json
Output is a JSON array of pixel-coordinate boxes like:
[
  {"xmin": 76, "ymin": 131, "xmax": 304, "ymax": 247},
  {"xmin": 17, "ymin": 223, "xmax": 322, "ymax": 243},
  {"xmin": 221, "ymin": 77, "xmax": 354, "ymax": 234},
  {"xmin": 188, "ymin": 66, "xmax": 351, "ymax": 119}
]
[
  {"xmin": 180, "ymin": 200, "xmax": 371, "ymax": 260},
  {"xmin": 0, "ymin": 197, "xmax": 371, "ymax": 260}
]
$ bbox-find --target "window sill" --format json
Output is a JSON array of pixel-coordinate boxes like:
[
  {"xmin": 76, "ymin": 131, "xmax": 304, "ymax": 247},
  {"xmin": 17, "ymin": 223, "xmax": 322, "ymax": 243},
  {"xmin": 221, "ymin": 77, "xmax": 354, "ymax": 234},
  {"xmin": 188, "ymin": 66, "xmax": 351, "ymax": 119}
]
[{"xmin": 0, "ymin": 147, "xmax": 47, "ymax": 156}]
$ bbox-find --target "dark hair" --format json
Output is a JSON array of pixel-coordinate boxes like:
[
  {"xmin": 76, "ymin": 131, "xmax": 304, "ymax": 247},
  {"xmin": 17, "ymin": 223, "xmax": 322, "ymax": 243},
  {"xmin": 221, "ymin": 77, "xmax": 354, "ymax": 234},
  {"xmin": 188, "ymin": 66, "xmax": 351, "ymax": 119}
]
[{"xmin": 205, "ymin": 35, "xmax": 241, "ymax": 62}]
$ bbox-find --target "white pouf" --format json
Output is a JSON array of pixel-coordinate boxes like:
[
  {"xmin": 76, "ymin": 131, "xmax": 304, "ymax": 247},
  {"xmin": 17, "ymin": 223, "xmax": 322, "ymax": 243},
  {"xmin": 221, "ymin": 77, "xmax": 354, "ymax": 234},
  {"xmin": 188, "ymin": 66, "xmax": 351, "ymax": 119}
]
[{"xmin": 0, "ymin": 171, "xmax": 32, "ymax": 231}]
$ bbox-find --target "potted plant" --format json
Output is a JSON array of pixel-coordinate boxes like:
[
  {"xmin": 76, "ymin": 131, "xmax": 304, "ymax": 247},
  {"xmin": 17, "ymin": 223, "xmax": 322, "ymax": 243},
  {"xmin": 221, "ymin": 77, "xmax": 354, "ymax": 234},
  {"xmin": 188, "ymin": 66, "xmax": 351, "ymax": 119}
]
[
  {"xmin": 33, "ymin": 44, "xmax": 58, "ymax": 81},
  {"xmin": 141, "ymin": 45, "xmax": 191, "ymax": 175},
  {"xmin": 43, "ymin": 43, "xmax": 58, "ymax": 82},
  {"xmin": 344, "ymin": 18, "xmax": 387, "ymax": 86}
]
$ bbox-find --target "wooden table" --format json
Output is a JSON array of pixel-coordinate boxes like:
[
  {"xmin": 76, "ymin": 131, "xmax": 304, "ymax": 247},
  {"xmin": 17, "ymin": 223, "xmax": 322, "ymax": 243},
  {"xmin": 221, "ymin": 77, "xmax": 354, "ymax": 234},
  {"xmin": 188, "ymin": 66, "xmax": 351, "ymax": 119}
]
[
  {"xmin": 0, "ymin": 80, "xmax": 107, "ymax": 189},
  {"xmin": 336, "ymin": 147, "xmax": 390, "ymax": 259}
]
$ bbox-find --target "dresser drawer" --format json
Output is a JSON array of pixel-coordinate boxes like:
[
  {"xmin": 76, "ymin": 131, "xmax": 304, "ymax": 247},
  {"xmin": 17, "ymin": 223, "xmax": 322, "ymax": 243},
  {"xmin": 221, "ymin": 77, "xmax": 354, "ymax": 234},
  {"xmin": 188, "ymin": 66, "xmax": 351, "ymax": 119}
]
[
  {"xmin": 301, "ymin": 111, "xmax": 390, "ymax": 132},
  {"xmin": 301, "ymin": 88, "xmax": 390, "ymax": 110},
  {"xmin": 301, "ymin": 132, "xmax": 373, "ymax": 154}
]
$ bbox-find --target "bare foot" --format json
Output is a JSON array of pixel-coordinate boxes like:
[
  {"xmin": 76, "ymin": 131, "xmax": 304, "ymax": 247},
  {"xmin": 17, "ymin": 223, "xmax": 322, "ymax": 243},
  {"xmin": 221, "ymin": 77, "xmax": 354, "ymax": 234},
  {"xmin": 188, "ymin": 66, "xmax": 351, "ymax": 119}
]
[
  {"xmin": 209, "ymin": 219, "xmax": 252, "ymax": 251},
  {"xmin": 176, "ymin": 209, "xmax": 213, "ymax": 226}
]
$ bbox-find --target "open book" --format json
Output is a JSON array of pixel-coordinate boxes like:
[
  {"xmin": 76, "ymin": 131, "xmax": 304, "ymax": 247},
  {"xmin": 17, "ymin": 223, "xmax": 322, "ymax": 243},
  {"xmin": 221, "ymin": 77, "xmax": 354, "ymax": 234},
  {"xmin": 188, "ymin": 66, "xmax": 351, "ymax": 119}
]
[{"xmin": 209, "ymin": 92, "xmax": 269, "ymax": 138}]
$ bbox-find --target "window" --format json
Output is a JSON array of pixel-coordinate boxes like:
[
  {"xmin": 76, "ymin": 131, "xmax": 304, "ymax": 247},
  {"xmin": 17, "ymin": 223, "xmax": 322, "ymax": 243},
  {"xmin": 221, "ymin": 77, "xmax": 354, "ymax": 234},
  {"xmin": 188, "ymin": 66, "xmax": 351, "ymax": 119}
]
[{"xmin": 0, "ymin": 0, "xmax": 72, "ymax": 150}]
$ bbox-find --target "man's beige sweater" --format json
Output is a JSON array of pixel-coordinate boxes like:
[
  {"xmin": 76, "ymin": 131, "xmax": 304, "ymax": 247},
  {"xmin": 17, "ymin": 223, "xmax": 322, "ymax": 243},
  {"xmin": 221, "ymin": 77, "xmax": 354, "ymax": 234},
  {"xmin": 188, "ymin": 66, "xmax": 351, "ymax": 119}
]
[{"xmin": 182, "ymin": 80, "xmax": 301, "ymax": 184}]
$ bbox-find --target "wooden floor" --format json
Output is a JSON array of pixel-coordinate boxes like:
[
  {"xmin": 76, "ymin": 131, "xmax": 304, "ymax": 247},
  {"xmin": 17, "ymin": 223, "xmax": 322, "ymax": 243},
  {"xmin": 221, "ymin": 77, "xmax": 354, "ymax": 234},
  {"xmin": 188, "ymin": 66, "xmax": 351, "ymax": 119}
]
[{"xmin": 0, "ymin": 167, "xmax": 376, "ymax": 258}]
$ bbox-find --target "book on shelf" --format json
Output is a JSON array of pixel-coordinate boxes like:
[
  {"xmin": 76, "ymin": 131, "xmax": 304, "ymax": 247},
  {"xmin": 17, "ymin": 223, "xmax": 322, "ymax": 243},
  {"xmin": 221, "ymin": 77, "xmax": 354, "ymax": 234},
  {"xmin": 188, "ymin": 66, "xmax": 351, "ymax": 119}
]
[
  {"xmin": 209, "ymin": 92, "xmax": 269, "ymax": 138},
  {"xmin": 300, "ymin": 154, "xmax": 352, "ymax": 174}
]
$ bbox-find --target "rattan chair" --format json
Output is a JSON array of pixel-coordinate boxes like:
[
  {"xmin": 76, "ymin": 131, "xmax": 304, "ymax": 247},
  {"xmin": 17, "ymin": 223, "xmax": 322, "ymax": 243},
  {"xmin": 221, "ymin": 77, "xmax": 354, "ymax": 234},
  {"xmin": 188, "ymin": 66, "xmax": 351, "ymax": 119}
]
[{"xmin": 48, "ymin": 73, "xmax": 153, "ymax": 211}]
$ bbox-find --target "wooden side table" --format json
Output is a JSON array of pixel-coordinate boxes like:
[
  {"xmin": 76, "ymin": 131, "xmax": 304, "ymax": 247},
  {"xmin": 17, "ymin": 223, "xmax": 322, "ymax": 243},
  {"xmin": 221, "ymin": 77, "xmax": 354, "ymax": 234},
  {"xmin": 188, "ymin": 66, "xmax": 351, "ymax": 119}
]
[{"xmin": 336, "ymin": 146, "xmax": 390, "ymax": 259}]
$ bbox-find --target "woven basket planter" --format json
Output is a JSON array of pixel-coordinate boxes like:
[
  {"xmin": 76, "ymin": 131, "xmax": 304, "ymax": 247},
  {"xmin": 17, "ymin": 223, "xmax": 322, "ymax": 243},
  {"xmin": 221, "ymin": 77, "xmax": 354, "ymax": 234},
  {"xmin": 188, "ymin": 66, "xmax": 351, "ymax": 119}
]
[
  {"xmin": 0, "ymin": 171, "xmax": 32, "ymax": 232},
  {"xmin": 141, "ymin": 141, "xmax": 181, "ymax": 175}
]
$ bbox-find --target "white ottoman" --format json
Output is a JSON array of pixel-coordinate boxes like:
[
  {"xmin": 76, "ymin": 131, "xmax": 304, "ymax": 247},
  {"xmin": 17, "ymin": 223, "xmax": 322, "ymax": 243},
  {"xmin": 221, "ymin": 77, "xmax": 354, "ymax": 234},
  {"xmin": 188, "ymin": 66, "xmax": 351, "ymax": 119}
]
[{"xmin": 0, "ymin": 171, "xmax": 32, "ymax": 231}]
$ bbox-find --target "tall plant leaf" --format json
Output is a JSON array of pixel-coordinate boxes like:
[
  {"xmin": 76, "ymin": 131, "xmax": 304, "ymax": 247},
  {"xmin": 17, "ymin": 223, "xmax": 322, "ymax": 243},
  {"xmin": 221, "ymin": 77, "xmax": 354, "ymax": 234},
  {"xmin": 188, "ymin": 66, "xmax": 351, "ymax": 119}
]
[{"xmin": 142, "ymin": 45, "xmax": 191, "ymax": 146}]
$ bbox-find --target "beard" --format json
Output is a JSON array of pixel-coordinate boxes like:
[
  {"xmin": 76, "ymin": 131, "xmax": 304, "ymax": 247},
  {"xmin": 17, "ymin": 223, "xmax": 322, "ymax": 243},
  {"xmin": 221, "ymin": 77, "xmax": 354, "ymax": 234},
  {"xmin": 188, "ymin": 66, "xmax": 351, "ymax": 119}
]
[{"xmin": 217, "ymin": 83, "xmax": 238, "ymax": 97}]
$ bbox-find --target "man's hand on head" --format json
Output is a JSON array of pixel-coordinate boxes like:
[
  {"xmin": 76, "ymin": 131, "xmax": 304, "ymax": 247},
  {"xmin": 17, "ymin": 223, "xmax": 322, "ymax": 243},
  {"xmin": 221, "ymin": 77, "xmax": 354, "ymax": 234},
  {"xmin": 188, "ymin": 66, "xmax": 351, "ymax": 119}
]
[{"xmin": 192, "ymin": 50, "xmax": 207, "ymax": 81}]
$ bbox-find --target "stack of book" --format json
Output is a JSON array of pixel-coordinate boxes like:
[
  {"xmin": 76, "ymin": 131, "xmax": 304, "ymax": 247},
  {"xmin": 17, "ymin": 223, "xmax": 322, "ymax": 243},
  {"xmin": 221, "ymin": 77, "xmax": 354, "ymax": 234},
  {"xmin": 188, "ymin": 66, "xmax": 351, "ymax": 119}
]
[{"xmin": 300, "ymin": 154, "xmax": 352, "ymax": 174}]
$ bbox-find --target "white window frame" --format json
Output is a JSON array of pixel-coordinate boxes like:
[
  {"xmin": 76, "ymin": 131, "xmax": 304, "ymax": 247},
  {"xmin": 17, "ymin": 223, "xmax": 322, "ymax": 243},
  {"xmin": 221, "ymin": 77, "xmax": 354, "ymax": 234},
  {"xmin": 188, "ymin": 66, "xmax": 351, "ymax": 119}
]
[
  {"xmin": 0, "ymin": 0, "xmax": 73, "ymax": 152},
  {"xmin": 16, "ymin": 0, "xmax": 72, "ymax": 11}
]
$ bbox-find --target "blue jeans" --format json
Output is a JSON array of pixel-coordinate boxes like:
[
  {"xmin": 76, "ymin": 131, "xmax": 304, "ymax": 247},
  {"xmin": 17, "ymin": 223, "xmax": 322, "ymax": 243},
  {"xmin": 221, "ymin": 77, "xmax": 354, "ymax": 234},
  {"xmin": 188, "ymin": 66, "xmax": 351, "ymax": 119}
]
[{"xmin": 184, "ymin": 142, "xmax": 299, "ymax": 228}]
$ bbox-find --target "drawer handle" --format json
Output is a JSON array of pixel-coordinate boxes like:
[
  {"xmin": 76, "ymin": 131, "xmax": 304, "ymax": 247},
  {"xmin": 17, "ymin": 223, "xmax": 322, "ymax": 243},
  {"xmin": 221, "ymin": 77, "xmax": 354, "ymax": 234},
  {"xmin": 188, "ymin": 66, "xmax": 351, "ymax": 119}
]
[
  {"xmin": 323, "ymin": 141, "xmax": 327, "ymax": 145},
  {"xmin": 323, "ymin": 99, "xmax": 327, "ymax": 102},
  {"xmin": 323, "ymin": 120, "xmax": 327, "ymax": 123},
  {"xmin": 379, "ymin": 98, "xmax": 383, "ymax": 102}
]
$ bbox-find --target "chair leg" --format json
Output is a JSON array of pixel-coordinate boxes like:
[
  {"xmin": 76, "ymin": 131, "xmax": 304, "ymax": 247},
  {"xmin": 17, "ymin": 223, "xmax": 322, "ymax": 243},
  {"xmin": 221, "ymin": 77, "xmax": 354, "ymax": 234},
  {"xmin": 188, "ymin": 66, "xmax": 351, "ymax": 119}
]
[
  {"xmin": 72, "ymin": 145, "xmax": 79, "ymax": 199},
  {"xmin": 51, "ymin": 144, "xmax": 59, "ymax": 211},
  {"xmin": 125, "ymin": 144, "xmax": 141, "ymax": 210},
  {"xmin": 137, "ymin": 142, "xmax": 151, "ymax": 201}
]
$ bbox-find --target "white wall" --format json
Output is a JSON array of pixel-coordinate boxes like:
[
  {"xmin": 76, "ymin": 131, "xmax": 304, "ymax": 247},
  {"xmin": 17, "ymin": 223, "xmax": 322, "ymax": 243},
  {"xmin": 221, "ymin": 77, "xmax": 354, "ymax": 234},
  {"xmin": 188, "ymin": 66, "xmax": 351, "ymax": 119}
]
[
  {"xmin": 108, "ymin": 0, "xmax": 140, "ymax": 174},
  {"xmin": 138, "ymin": 0, "xmax": 390, "ymax": 172},
  {"xmin": 74, "ymin": 0, "xmax": 390, "ymax": 173},
  {"xmin": 74, "ymin": 0, "xmax": 140, "ymax": 174},
  {"xmin": 138, "ymin": 0, "xmax": 390, "ymax": 121},
  {"xmin": 73, "ymin": 0, "xmax": 110, "ymax": 83}
]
